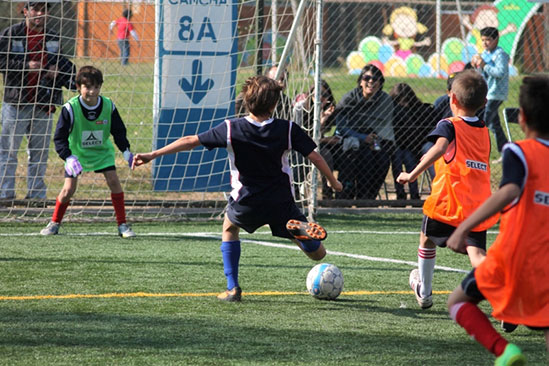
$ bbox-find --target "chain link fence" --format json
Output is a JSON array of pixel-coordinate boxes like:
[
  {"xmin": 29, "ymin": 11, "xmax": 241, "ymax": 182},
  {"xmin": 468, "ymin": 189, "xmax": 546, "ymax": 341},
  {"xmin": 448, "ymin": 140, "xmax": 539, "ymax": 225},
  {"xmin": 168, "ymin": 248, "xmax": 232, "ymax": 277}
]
[
  {"xmin": 318, "ymin": 0, "xmax": 548, "ymax": 205},
  {"xmin": 0, "ymin": 0, "xmax": 547, "ymax": 222}
]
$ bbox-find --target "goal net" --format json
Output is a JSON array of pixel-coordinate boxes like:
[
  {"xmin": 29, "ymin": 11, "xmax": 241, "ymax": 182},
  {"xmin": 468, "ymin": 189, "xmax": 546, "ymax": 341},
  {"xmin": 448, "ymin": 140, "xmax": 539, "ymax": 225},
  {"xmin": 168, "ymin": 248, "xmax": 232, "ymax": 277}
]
[
  {"xmin": 0, "ymin": 0, "xmax": 546, "ymax": 223},
  {"xmin": 0, "ymin": 0, "xmax": 321, "ymax": 222}
]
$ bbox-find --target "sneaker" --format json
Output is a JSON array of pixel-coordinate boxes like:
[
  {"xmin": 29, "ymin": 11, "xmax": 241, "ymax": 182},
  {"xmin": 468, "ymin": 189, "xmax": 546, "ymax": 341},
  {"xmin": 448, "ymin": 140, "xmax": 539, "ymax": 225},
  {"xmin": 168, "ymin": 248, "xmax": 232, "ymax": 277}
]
[
  {"xmin": 409, "ymin": 269, "xmax": 433, "ymax": 309},
  {"xmin": 40, "ymin": 221, "xmax": 59, "ymax": 236},
  {"xmin": 495, "ymin": 343, "xmax": 526, "ymax": 366},
  {"xmin": 286, "ymin": 219, "xmax": 327, "ymax": 241},
  {"xmin": 118, "ymin": 223, "xmax": 136, "ymax": 238},
  {"xmin": 217, "ymin": 287, "xmax": 242, "ymax": 302},
  {"xmin": 501, "ymin": 321, "xmax": 518, "ymax": 333}
]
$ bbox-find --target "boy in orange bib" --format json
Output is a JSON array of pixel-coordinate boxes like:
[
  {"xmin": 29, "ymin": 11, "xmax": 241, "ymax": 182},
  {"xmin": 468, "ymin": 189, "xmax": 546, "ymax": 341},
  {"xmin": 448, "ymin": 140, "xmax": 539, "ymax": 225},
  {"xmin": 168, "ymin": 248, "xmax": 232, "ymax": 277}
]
[
  {"xmin": 446, "ymin": 75, "xmax": 549, "ymax": 365},
  {"xmin": 397, "ymin": 70, "xmax": 498, "ymax": 309}
]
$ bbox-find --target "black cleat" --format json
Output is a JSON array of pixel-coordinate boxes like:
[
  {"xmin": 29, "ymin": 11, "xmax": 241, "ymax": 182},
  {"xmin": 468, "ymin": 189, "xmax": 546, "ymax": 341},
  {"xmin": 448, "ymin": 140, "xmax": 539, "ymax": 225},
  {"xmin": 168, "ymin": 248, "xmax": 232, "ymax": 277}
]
[{"xmin": 501, "ymin": 321, "xmax": 518, "ymax": 333}]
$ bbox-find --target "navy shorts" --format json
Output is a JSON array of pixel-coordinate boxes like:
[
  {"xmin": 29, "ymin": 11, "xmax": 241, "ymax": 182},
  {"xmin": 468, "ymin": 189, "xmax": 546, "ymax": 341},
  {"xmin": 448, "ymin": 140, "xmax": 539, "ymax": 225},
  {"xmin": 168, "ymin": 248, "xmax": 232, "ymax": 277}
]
[
  {"xmin": 461, "ymin": 269, "xmax": 549, "ymax": 331},
  {"xmin": 422, "ymin": 215, "xmax": 486, "ymax": 250},
  {"xmin": 64, "ymin": 165, "xmax": 116, "ymax": 178},
  {"xmin": 226, "ymin": 197, "xmax": 307, "ymax": 239},
  {"xmin": 461, "ymin": 269, "xmax": 485, "ymax": 301}
]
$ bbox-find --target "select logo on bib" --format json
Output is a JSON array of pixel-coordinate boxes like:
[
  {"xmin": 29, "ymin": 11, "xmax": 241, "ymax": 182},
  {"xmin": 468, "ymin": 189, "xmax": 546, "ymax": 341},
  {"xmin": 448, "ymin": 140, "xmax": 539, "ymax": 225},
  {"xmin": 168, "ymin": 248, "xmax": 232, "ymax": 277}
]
[
  {"xmin": 82, "ymin": 130, "xmax": 103, "ymax": 148},
  {"xmin": 466, "ymin": 160, "xmax": 487, "ymax": 171},
  {"xmin": 534, "ymin": 191, "xmax": 549, "ymax": 207}
]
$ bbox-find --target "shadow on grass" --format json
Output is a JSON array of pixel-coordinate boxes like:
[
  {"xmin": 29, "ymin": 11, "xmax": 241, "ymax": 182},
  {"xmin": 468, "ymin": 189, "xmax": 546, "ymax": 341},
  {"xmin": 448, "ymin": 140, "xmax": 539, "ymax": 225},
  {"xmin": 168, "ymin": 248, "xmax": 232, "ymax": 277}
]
[
  {"xmin": 0, "ymin": 307, "xmax": 501, "ymax": 364},
  {"xmin": 2, "ymin": 306, "xmax": 545, "ymax": 365}
]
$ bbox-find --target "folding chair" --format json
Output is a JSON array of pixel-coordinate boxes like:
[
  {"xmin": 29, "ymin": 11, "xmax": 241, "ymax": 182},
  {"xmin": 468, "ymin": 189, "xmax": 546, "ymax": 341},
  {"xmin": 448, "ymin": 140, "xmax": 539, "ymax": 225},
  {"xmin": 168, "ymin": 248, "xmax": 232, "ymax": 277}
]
[
  {"xmin": 418, "ymin": 171, "xmax": 432, "ymax": 196},
  {"xmin": 503, "ymin": 107, "xmax": 520, "ymax": 142}
]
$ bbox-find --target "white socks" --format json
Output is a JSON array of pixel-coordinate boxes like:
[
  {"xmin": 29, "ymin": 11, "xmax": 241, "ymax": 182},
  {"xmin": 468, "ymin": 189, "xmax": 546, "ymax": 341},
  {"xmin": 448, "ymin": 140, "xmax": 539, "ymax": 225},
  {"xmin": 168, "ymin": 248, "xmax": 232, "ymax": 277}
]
[{"xmin": 418, "ymin": 247, "xmax": 436, "ymax": 298}]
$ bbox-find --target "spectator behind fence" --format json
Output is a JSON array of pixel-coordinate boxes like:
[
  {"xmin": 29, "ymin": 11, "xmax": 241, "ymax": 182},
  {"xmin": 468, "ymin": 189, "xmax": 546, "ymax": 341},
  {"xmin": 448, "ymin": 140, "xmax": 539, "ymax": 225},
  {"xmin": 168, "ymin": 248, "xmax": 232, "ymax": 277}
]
[
  {"xmin": 0, "ymin": 1, "xmax": 76, "ymax": 205},
  {"xmin": 234, "ymin": 91, "xmax": 246, "ymax": 118},
  {"xmin": 110, "ymin": 9, "xmax": 139, "ymax": 66},
  {"xmin": 471, "ymin": 27, "xmax": 509, "ymax": 163},
  {"xmin": 335, "ymin": 64, "xmax": 394, "ymax": 200},
  {"xmin": 266, "ymin": 65, "xmax": 293, "ymax": 120},
  {"xmin": 389, "ymin": 83, "xmax": 438, "ymax": 201},
  {"xmin": 293, "ymin": 79, "xmax": 341, "ymax": 199},
  {"xmin": 433, "ymin": 72, "xmax": 459, "ymax": 121}
]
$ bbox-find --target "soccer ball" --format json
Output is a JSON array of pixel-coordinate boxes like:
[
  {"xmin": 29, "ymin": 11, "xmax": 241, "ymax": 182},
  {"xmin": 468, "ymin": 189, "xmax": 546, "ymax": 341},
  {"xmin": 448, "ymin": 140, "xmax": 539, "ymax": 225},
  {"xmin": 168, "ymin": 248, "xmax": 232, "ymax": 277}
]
[{"xmin": 306, "ymin": 263, "xmax": 344, "ymax": 300}]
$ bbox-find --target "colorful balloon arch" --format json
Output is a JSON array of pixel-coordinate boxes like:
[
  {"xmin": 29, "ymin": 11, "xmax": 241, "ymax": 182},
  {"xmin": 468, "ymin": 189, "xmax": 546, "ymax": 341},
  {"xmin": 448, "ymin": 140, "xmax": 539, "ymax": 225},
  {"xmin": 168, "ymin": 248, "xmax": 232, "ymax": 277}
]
[{"xmin": 346, "ymin": 0, "xmax": 540, "ymax": 77}]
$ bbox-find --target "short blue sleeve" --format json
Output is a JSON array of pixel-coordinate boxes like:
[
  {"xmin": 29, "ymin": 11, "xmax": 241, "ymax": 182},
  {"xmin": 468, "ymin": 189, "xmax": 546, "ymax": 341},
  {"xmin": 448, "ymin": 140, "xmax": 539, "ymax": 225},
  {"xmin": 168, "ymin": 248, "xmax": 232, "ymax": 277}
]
[
  {"xmin": 499, "ymin": 143, "xmax": 526, "ymax": 189},
  {"xmin": 291, "ymin": 122, "xmax": 317, "ymax": 157},
  {"xmin": 198, "ymin": 121, "xmax": 228, "ymax": 150},
  {"xmin": 427, "ymin": 119, "xmax": 454, "ymax": 143}
]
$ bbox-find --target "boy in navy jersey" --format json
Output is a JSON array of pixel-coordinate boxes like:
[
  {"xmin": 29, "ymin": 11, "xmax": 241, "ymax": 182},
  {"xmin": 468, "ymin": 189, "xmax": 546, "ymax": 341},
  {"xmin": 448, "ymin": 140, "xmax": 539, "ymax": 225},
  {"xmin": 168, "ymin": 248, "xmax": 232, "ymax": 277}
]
[
  {"xmin": 133, "ymin": 76, "xmax": 343, "ymax": 301},
  {"xmin": 40, "ymin": 65, "xmax": 135, "ymax": 238}
]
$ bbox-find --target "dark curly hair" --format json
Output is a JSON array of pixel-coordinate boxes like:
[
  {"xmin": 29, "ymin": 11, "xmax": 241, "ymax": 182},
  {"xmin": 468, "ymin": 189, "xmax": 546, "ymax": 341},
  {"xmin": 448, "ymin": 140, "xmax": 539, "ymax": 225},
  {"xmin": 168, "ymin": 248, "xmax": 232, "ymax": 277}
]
[{"xmin": 75, "ymin": 65, "xmax": 104, "ymax": 87}]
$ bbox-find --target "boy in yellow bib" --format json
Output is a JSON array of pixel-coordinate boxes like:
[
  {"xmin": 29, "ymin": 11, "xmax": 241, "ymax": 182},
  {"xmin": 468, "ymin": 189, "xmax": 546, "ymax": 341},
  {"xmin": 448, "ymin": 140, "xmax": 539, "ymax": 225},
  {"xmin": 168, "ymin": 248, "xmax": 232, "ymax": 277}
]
[
  {"xmin": 397, "ymin": 70, "xmax": 498, "ymax": 309},
  {"xmin": 40, "ymin": 66, "xmax": 135, "ymax": 237}
]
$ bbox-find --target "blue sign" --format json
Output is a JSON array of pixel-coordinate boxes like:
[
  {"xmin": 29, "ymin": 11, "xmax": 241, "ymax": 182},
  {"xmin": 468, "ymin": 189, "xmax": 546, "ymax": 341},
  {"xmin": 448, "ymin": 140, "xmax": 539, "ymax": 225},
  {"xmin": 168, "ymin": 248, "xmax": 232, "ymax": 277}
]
[{"xmin": 154, "ymin": 0, "xmax": 237, "ymax": 191}]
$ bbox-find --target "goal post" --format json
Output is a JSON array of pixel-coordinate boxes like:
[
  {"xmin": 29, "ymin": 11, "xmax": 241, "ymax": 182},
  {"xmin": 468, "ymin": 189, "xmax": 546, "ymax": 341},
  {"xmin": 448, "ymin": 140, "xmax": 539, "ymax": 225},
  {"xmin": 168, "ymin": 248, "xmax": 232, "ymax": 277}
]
[
  {"xmin": 0, "ymin": 0, "xmax": 322, "ymax": 222},
  {"xmin": 3, "ymin": 0, "xmax": 544, "ymax": 223}
]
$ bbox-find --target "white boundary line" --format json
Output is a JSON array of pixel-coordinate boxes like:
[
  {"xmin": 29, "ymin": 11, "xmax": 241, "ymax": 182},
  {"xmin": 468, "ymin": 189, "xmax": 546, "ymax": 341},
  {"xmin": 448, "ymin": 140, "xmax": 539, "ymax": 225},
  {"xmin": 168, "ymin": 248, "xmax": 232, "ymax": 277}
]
[{"xmin": 2, "ymin": 231, "xmax": 469, "ymax": 273}]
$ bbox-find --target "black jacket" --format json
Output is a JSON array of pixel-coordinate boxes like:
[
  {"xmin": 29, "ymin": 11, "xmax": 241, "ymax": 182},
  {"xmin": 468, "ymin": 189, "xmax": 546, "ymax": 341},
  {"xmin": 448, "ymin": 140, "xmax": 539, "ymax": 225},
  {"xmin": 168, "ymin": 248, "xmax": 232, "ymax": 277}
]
[
  {"xmin": 392, "ymin": 102, "xmax": 439, "ymax": 157},
  {"xmin": 0, "ymin": 21, "xmax": 76, "ymax": 106}
]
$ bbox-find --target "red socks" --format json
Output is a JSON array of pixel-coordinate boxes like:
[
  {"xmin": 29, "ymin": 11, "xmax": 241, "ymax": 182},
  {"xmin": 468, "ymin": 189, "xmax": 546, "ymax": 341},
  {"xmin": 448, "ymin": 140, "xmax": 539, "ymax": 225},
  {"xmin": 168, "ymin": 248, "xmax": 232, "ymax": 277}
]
[
  {"xmin": 111, "ymin": 192, "xmax": 126, "ymax": 225},
  {"xmin": 453, "ymin": 302, "xmax": 508, "ymax": 356},
  {"xmin": 52, "ymin": 198, "xmax": 70, "ymax": 223},
  {"xmin": 52, "ymin": 194, "xmax": 126, "ymax": 225}
]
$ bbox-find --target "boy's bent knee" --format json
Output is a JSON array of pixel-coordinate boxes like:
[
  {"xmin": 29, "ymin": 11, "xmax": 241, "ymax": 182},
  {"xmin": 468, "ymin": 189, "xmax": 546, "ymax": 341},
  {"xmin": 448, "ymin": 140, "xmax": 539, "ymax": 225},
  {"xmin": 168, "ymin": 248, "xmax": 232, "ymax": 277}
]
[{"xmin": 466, "ymin": 246, "xmax": 486, "ymax": 268}]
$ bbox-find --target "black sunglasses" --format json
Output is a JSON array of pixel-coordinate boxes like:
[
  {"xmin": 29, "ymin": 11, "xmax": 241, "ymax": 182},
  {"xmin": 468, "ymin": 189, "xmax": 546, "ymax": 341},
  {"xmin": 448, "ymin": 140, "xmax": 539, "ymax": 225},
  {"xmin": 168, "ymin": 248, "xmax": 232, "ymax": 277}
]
[{"xmin": 362, "ymin": 75, "xmax": 380, "ymax": 82}]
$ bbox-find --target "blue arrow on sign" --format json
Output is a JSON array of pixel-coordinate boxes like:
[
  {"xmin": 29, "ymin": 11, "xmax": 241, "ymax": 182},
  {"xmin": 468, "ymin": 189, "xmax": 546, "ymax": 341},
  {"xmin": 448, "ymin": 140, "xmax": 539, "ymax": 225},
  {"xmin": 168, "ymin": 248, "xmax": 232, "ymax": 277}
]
[{"xmin": 179, "ymin": 59, "xmax": 215, "ymax": 104}]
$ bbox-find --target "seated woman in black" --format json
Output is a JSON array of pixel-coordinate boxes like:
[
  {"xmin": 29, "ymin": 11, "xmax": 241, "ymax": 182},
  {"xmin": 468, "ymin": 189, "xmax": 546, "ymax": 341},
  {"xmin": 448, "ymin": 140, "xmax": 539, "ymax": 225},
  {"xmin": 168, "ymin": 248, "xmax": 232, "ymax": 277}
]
[
  {"xmin": 334, "ymin": 64, "xmax": 394, "ymax": 200},
  {"xmin": 293, "ymin": 79, "xmax": 340, "ymax": 199},
  {"xmin": 390, "ymin": 83, "xmax": 439, "ymax": 200}
]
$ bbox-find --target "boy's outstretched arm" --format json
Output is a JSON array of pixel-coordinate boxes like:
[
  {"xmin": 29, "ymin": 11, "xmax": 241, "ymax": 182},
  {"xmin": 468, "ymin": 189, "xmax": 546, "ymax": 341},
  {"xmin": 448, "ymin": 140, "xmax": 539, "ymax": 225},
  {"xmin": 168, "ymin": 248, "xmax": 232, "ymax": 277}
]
[
  {"xmin": 133, "ymin": 135, "xmax": 201, "ymax": 168},
  {"xmin": 447, "ymin": 183, "xmax": 521, "ymax": 254},
  {"xmin": 397, "ymin": 136, "xmax": 448, "ymax": 184},
  {"xmin": 307, "ymin": 150, "xmax": 343, "ymax": 192}
]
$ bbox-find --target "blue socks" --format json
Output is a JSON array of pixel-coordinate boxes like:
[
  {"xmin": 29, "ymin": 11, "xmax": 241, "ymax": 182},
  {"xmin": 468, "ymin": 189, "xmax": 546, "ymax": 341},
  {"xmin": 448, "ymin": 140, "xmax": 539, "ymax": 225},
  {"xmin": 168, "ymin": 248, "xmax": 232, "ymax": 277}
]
[
  {"xmin": 298, "ymin": 239, "xmax": 321, "ymax": 253},
  {"xmin": 220, "ymin": 240, "xmax": 241, "ymax": 290}
]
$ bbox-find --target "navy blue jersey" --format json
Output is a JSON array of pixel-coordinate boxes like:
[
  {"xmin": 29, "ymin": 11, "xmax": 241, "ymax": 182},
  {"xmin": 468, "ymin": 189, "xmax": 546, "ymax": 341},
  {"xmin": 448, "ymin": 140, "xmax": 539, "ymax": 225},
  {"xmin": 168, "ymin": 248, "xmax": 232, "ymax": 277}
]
[
  {"xmin": 499, "ymin": 141, "xmax": 544, "ymax": 189},
  {"xmin": 427, "ymin": 116, "xmax": 485, "ymax": 144},
  {"xmin": 498, "ymin": 139, "xmax": 549, "ymax": 209},
  {"xmin": 198, "ymin": 116, "xmax": 317, "ymax": 205}
]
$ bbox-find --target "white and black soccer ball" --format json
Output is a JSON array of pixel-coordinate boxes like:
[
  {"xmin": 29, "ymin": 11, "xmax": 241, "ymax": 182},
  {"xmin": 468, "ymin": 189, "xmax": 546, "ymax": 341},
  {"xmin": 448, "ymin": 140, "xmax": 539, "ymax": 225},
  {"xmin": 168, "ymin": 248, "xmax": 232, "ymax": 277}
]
[{"xmin": 306, "ymin": 263, "xmax": 344, "ymax": 300}]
